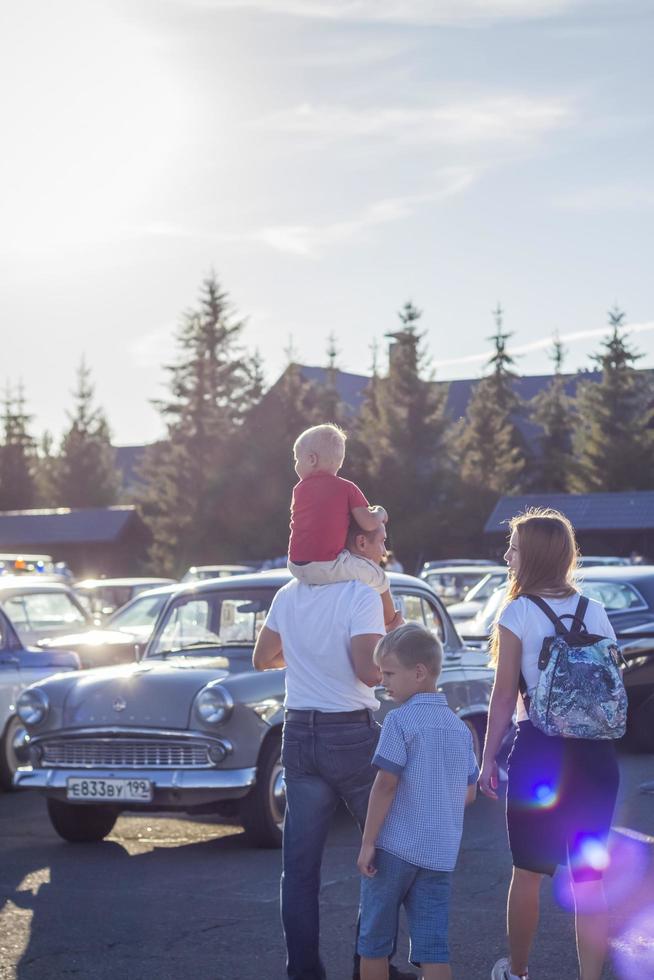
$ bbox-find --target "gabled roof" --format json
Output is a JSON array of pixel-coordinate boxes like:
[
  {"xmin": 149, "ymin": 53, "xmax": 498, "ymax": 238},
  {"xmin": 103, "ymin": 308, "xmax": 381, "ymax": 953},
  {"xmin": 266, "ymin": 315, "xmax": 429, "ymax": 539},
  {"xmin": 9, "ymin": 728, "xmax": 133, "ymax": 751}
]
[
  {"xmin": 484, "ymin": 492, "xmax": 654, "ymax": 534},
  {"xmin": 0, "ymin": 507, "xmax": 146, "ymax": 546}
]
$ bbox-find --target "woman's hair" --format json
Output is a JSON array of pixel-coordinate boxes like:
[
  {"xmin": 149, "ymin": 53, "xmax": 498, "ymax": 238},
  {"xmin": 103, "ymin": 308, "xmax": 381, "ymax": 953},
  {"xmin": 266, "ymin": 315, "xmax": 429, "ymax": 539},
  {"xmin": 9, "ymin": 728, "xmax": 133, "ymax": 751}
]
[
  {"xmin": 489, "ymin": 507, "xmax": 579, "ymax": 663},
  {"xmin": 374, "ymin": 623, "xmax": 443, "ymax": 677},
  {"xmin": 293, "ymin": 423, "xmax": 346, "ymax": 472}
]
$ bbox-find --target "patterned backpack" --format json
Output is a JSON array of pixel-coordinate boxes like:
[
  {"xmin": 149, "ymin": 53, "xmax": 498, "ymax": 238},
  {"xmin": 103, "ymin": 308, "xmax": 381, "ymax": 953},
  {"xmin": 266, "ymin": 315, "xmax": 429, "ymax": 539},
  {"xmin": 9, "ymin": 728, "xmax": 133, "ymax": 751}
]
[{"xmin": 519, "ymin": 594, "xmax": 627, "ymax": 740}]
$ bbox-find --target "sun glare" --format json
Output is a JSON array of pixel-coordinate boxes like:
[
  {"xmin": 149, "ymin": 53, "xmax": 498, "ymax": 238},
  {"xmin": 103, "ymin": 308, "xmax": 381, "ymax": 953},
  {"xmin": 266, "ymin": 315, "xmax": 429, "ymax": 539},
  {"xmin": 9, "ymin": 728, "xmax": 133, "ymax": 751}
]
[{"xmin": 0, "ymin": 2, "xmax": 194, "ymax": 257}]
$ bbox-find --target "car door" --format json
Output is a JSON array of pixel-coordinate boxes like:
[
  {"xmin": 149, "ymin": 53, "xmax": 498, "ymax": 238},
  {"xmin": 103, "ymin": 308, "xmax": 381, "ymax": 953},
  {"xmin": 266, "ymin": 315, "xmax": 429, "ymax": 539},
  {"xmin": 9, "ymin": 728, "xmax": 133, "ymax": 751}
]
[{"xmin": 0, "ymin": 611, "xmax": 22, "ymax": 734}]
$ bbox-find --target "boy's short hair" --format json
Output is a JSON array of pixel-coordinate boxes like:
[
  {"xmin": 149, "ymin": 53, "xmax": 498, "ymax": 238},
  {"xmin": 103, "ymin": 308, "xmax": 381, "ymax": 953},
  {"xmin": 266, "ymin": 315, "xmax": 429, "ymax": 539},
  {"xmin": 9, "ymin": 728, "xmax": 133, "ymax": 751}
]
[
  {"xmin": 374, "ymin": 623, "xmax": 443, "ymax": 677},
  {"xmin": 293, "ymin": 423, "xmax": 346, "ymax": 471}
]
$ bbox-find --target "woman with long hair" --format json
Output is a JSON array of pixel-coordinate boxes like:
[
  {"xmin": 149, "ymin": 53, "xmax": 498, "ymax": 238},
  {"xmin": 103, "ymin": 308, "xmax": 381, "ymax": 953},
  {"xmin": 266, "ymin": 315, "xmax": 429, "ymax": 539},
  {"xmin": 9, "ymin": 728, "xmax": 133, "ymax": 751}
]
[{"xmin": 479, "ymin": 509, "xmax": 620, "ymax": 980}]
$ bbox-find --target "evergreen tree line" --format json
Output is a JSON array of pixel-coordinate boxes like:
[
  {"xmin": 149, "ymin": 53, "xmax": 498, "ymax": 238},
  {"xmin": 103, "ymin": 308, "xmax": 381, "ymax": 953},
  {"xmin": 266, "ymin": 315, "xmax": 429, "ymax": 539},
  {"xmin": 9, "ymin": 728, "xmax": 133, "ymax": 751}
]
[{"xmin": 3, "ymin": 275, "xmax": 653, "ymax": 574}]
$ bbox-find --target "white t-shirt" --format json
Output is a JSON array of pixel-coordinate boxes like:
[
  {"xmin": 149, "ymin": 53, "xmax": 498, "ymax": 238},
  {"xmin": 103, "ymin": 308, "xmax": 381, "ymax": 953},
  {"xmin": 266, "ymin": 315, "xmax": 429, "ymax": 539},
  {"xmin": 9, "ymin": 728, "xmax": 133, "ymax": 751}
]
[
  {"xmin": 265, "ymin": 579, "xmax": 385, "ymax": 711},
  {"xmin": 498, "ymin": 593, "xmax": 616, "ymax": 722}
]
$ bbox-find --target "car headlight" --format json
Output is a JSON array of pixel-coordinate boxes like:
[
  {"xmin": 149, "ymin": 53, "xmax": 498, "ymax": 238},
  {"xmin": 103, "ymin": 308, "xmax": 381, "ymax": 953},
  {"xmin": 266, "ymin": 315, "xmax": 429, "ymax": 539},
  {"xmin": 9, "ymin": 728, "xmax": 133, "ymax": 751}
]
[
  {"xmin": 16, "ymin": 689, "xmax": 49, "ymax": 726},
  {"xmin": 195, "ymin": 686, "xmax": 233, "ymax": 726}
]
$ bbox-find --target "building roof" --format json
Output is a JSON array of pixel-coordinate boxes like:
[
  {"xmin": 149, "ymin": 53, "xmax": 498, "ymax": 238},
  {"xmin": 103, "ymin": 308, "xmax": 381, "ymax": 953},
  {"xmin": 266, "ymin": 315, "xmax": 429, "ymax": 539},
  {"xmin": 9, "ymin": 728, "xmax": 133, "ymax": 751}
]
[
  {"xmin": 0, "ymin": 507, "xmax": 147, "ymax": 546},
  {"xmin": 484, "ymin": 492, "xmax": 654, "ymax": 534}
]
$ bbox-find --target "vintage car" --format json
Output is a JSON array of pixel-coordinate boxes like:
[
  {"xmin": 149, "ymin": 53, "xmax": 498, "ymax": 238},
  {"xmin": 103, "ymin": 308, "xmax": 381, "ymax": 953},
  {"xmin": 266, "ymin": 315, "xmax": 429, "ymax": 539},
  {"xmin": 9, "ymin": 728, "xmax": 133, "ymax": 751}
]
[
  {"xmin": 73, "ymin": 577, "xmax": 177, "ymax": 619},
  {"xmin": 39, "ymin": 583, "xmax": 182, "ymax": 668},
  {"xmin": 14, "ymin": 571, "xmax": 495, "ymax": 848},
  {"xmin": 0, "ymin": 579, "xmax": 93, "ymax": 648},
  {"xmin": 0, "ymin": 608, "xmax": 79, "ymax": 789}
]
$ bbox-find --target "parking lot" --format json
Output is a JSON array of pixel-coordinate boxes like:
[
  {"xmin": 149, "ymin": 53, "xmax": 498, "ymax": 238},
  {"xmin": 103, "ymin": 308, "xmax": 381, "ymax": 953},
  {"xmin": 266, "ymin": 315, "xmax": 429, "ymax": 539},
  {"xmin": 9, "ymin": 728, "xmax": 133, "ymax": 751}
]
[{"xmin": 1, "ymin": 752, "xmax": 652, "ymax": 980}]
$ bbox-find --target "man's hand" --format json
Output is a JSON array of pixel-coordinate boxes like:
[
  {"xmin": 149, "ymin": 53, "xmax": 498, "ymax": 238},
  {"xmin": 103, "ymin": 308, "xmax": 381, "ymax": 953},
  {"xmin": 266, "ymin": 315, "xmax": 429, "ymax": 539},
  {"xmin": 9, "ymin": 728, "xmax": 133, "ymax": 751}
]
[{"xmin": 357, "ymin": 842, "xmax": 377, "ymax": 878}]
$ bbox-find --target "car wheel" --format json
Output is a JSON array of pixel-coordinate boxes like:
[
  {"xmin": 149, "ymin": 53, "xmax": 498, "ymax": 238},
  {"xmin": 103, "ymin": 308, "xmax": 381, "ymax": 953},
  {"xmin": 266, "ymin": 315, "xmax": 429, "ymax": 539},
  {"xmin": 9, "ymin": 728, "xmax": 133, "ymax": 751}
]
[
  {"xmin": 240, "ymin": 733, "xmax": 284, "ymax": 849},
  {"xmin": 46, "ymin": 798, "xmax": 118, "ymax": 843},
  {"xmin": 463, "ymin": 714, "xmax": 487, "ymax": 765},
  {"xmin": 628, "ymin": 694, "xmax": 654, "ymax": 753},
  {"xmin": 0, "ymin": 716, "xmax": 29, "ymax": 791}
]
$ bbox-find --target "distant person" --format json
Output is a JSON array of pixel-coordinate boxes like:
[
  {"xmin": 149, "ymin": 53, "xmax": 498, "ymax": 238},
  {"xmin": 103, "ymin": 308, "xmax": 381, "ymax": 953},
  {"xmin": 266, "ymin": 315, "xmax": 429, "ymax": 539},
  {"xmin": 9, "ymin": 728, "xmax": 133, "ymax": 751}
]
[
  {"xmin": 479, "ymin": 509, "xmax": 622, "ymax": 980},
  {"xmin": 288, "ymin": 423, "xmax": 401, "ymax": 630},
  {"xmin": 253, "ymin": 520, "xmax": 414, "ymax": 980},
  {"xmin": 357, "ymin": 624, "xmax": 478, "ymax": 980},
  {"xmin": 383, "ymin": 552, "xmax": 404, "ymax": 573}
]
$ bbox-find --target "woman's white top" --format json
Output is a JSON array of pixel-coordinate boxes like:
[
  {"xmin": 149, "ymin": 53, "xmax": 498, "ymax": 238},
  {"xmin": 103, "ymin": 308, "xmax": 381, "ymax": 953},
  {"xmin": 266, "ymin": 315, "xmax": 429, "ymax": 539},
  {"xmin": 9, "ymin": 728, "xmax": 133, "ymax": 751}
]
[{"xmin": 498, "ymin": 593, "xmax": 616, "ymax": 722}]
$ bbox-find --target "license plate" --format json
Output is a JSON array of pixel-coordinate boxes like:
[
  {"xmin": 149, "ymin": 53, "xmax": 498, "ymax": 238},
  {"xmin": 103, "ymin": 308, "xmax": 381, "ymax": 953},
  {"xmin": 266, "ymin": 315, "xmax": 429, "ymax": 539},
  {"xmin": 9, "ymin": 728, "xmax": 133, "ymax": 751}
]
[{"xmin": 66, "ymin": 777, "xmax": 153, "ymax": 802}]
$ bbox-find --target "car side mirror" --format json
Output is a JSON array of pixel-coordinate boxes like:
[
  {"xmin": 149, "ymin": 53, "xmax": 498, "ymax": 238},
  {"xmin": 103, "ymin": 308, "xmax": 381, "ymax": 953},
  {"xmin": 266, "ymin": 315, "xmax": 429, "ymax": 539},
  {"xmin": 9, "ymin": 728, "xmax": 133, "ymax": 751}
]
[{"xmin": 134, "ymin": 643, "xmax": 143, "ymax": 661}]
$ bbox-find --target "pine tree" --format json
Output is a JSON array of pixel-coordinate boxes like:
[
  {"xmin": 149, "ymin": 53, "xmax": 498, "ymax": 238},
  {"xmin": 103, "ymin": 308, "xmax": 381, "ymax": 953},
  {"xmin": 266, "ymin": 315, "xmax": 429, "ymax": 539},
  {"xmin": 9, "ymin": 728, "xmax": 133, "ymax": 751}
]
[
  {"xmin": 0, "ymin": 384, "xmax": 36, "ymax": 510},
  {"xmin": 350, "ymin": 302, "xmax": 455, "ymax": 570},
  {"xmin": 136, "ymin": 273, "xmax": 260, "ymax": 574},
  {"xmin": 458, "ymin": 306, "xmax": 525, "ymax": 496},
  {"xmin": 54, "ymin": 361, "xmax": 118, "ymax": 508},
  {"xmin": 570, "ymin": 307, "xmax": 654, "ymax": 491},
  {"xmin": 33, "ymin": 431, "xmax": 59, "ymax": 508},
  {"xmin": 530, "ymin": 334, "xmax": 576, "ymax": 491}
]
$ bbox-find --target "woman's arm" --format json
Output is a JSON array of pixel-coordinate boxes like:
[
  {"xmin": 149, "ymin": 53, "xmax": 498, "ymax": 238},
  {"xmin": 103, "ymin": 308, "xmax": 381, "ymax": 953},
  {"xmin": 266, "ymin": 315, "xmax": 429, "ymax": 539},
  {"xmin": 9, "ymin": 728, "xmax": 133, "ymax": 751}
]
[{"xmin": 479, "ymin": 625, "xmax": 522, "ymax": 800}]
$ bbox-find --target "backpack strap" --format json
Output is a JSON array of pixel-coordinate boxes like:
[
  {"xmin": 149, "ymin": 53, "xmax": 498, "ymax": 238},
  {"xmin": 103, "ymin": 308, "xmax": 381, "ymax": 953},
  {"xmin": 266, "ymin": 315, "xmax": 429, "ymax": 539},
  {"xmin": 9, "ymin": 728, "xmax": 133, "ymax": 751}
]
[
  {"xmin": 523, "ymin": 594, "xmax": 568, "ymax": 634},
  {"xmin": 569, "ymin": 594, "xmax": 589, "ymax": 633}
]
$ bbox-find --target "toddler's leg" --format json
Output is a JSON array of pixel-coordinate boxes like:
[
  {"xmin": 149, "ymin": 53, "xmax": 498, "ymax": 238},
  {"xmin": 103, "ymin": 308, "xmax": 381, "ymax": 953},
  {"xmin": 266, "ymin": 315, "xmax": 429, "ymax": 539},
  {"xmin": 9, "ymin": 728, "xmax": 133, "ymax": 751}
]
[
  {"xmin": 360, "ymin": 957, "xmax": 389, "ymax": 980},
  {"xmin": 381, "ymin": 589, "xmax": 402, "ymax": 630}
]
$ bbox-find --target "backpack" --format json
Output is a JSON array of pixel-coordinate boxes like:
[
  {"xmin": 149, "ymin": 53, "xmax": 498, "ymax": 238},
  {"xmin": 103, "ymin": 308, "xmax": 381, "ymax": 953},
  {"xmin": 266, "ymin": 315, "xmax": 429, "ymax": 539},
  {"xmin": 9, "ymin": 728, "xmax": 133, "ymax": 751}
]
[{"xmin": 519, "ymin": 594, "xmax": 627, "ymax": 740}]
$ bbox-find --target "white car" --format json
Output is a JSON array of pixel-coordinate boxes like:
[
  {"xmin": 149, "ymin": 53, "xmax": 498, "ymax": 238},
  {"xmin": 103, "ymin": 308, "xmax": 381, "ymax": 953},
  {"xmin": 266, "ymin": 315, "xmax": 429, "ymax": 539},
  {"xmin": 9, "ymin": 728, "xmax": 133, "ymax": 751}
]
[
  {"xmin": 0, "ymin": 606, "xmax": 78, "ymax": 788},
  {"xmin": 0, "ymin": 578, "xmax": 92, "ymax": 648}
]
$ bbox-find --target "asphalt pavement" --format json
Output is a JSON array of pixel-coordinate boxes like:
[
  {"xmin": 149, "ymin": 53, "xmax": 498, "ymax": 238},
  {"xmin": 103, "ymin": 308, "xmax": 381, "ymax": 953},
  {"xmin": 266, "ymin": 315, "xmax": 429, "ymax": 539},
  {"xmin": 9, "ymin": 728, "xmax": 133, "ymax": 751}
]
[{"xmin": 0, "ymin": 752, "xmax": 652, "ymax": 980}]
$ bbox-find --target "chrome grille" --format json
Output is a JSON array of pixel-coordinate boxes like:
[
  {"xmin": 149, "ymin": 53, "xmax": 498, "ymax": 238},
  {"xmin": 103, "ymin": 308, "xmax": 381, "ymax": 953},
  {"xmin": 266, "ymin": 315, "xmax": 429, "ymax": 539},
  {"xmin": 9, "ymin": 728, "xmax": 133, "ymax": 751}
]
[{"xmin": 41, "ymin": 739, "xmax": 212, "ymax": 769}]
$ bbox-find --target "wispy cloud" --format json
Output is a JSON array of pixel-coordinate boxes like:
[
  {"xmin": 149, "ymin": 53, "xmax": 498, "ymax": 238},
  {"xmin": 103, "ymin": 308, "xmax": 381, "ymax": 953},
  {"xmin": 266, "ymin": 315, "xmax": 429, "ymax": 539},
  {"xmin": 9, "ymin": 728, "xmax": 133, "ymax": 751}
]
[
  {"xmin": 187, "ymin": 1, "xmax": 584, "ymax": 26},
  {"xmin": 139, "ymin": 170, "xmax": 476, "ymax": 256},
  {"xmin": 433, "ymin": 321, "xmax": 654, "ymax": 370},
  {"xmin": 250, "ymin": 96, "xmax": 574, "ymax": 147},
  {"xmin": 555, "ymin": 184, "xmax": 654, "ymax": 211}
]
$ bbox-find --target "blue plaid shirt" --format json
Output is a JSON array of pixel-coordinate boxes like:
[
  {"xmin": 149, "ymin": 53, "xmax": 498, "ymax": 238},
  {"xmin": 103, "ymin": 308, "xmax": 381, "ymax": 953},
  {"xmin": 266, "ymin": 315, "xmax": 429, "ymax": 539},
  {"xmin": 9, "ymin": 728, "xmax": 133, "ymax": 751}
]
[{"xmin": 374, "ymin": 692, "xmax": 479, "ymax": 872}]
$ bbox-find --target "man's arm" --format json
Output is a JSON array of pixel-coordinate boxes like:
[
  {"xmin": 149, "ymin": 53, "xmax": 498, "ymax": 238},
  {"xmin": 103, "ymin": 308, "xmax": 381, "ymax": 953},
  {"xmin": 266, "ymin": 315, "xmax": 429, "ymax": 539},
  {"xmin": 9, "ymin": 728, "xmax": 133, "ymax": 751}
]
[
  {"xmin": 350, "ymin": 633, "xmax": 382, "ymax": 687},
  {"xmin": 252, "ymin": 626, "xmax": 286, "ymax": 671}
]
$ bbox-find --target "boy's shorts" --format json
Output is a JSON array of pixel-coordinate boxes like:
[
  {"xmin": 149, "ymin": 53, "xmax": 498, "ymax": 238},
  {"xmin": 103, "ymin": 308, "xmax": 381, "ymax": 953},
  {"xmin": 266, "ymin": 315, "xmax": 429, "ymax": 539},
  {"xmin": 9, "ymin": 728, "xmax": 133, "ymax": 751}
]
[{"xmin": 358, "ymin": 848, "xmax": 451, "ymax": 966}]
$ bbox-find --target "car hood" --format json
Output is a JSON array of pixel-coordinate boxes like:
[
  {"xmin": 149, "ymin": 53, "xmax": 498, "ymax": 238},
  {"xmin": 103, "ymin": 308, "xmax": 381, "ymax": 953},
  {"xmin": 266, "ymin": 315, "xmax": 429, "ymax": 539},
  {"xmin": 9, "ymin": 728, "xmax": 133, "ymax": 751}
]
[
  {"xmin": 59, "ymin": 656, "xmax": 232, "ymax": 730},
  {"xmin": 40, "ymin": 629, "xmax": 139, "ymax": 649},
  {"xmin": 447, "ymin": 600, "xmax": 483, "ymax": 620}
]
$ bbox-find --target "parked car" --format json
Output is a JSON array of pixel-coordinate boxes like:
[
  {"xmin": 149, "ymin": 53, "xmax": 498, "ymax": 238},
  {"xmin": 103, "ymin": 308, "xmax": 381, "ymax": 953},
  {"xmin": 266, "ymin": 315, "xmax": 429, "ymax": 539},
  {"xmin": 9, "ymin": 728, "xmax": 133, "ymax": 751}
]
[
  {"xmin": 15, "ymin": 571, "xmax": 495, "ymax": 848},
  {"xmin": 181, "ymin": 565, "xmax": 257, "ymax": 583},
  {"xmin": 421, "ymin": 564, "xmax": 506, "ymax": 606},
  {"xmin": 0, "ymin": 579, "xmax": 93, "ymax": 648},
  {"xmin": 458, "ymin": 565, "xmax": 654, "ymax": 752},
  {"xmin": 578, "ymin": 556, "xmax": 631, "ymax": 567},
  {"xmin": 73, "ymin": 578, "xmax": 177, "ymax": 619},
  {"xmin": 0, "ymin": 608, "xmax": 79, "ymax": 789},
  {"xmin": 39, "ymin": 584, "xmax": 182, "ymax": 668},
  {"xmin": 445, "ymin": 569, "xmax": 509, "ymax": 622},
  {"xmin": 421, "ymin": 559, "xmax": 496, "ymax": 574}
]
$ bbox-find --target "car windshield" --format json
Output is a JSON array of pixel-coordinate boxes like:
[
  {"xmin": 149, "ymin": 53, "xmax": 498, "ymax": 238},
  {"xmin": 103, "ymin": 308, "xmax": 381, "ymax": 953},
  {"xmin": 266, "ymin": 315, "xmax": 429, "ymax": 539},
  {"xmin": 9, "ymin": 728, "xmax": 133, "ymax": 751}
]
[
  {"xmin": 148, "ymin": 590, "xmax": 273, "ymax": 656},
  {"xmin": 109, "ymin": 593, "xmax": 170, "ymax": 630},
  {"xmin": 581, "ymin": 580, "xmax": 647, "ymax": 612},
  {"xmin": 462, "ymin": 571, "xmax": 507, "ymax": 603}
]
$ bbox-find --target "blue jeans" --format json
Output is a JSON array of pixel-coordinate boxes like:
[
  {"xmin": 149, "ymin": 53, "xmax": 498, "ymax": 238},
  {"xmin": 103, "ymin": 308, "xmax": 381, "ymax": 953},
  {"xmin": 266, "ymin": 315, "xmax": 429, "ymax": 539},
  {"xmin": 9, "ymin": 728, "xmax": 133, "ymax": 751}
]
[
  {"xmin": 281, "ymin": 713, "xmax": 381, "ymax": 980},
  {"xmin": 359, "ymin": 849, "xmax": 451, "ymax": 966}
]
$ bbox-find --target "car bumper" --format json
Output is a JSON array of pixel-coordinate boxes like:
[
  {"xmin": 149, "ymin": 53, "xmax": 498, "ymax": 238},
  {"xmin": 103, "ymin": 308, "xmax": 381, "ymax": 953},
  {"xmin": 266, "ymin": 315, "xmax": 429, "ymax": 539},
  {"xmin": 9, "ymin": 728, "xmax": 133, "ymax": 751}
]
[{"xmin": 14, "ymin": 765, "xmax": 258, "ymax": 809}]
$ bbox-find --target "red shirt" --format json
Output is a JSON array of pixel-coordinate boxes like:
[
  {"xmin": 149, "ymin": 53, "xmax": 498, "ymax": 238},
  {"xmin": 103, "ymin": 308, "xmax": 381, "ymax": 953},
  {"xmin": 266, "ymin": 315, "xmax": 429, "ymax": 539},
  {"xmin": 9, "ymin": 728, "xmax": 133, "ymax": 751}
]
[{"xmin": 289, "ymin": 473, "xmax": 369, "ymax": 562}]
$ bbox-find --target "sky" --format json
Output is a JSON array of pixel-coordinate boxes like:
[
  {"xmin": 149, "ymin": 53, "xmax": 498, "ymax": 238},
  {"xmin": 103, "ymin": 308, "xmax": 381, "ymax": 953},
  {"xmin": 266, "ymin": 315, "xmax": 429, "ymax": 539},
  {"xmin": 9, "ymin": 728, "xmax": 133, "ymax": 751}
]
[{"xmin": 1, "ymin": 0, "xmax": 653, "ymax": 446}]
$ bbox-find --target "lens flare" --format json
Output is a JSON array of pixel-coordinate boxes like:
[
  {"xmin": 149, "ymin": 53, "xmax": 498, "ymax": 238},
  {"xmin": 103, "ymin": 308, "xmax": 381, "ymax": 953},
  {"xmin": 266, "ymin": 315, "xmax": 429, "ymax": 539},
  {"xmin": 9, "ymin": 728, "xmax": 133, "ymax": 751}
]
[
  {"xmin": 553, "ymin": 829, "xmax": 651, "ymax": 913},
  {"xmin": 532, "ymin": 780, "xmax": 558, "ymax": 808}
]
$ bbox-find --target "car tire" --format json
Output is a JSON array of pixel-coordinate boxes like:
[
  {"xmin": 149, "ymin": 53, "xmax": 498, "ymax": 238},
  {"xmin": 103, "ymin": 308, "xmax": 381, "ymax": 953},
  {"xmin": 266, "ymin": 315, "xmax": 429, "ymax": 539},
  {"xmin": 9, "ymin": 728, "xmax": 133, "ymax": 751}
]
[
  {"xmin": 0, "ymin": 716, "xmax": 27, "ymax": 792},
  {"xmin": 240, "ymin": 733, "xmax": 284, "ymax": 849},
  {"xmin": 463, "ymin": 714, "xmax": 487, "ymax": 765},
  {"xmin": 46, "ymin": 798, "xmax": 118, "ymax": 843}
]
